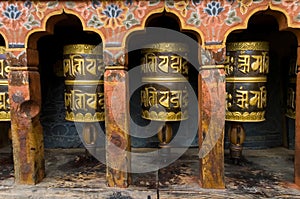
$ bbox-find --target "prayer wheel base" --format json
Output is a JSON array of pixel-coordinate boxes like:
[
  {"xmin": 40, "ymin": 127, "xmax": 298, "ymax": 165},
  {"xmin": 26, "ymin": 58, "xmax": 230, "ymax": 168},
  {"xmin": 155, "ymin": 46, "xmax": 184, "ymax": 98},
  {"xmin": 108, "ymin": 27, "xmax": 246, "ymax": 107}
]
[
  {"xmin": 228, "ymin": 122, "xmax": 246, "ymax": 164},
  {"xmin": 157, "ymin": 123, "xmax": 173, "ymax": 148},
  {"xmin": 230, "ymin": 144, "xmax": 243, "ymax": 164}
]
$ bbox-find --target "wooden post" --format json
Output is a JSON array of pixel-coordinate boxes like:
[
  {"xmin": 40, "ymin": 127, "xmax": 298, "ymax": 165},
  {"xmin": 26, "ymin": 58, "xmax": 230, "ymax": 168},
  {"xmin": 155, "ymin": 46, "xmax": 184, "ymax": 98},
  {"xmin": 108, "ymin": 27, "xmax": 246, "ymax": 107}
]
[
  {"xmin": 7, "ymin": 48, "xmax": 45, "ymax": 184},
  {"xmin": 198, "ymin": 47, "xmax": 226, "ymax": 189},
  {"xmin": 104, "ymin": 48, "xmax": 131, "ymax": 188}
]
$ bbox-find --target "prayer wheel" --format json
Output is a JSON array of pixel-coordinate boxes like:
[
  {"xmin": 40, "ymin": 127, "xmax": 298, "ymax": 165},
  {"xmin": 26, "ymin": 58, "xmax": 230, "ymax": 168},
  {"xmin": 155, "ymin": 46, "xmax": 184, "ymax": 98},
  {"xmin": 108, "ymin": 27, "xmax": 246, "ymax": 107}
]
[
  {"xmin": 63, "ymin": 44, "xmax": 104, "ymax": 122},
  {"xmin": 140, "ymin": 42, "xmax": 189, "ymax": 121},
  {"xmin": 286, "ymin": 59, "xmax": 297, "ymax": 119},
  {"xmin": 225, "ymin": 41, "xmax": 269, "ymax": 122},
  {"xmin": 225, "ymin": 41, "xmax": 269, "ymax": 162},
  {"xmin": 0, "ymin": 46, "xmax": 10, "ymax": 121}
]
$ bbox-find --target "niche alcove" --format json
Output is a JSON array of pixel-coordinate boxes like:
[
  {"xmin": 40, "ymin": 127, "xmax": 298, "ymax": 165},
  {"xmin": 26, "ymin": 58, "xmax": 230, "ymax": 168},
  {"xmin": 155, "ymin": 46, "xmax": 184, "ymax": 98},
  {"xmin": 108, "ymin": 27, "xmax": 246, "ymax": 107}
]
[
  {"xmin": 30, "ymin": 13, "xmax": 104, "ymax": 149},
  {"xmin": 225, "ymin": 10, "xmax": 298, "ymax": 153},
  {"xmin": 127, "ymin": 13, "xmax": 200, "ymax": 149}
]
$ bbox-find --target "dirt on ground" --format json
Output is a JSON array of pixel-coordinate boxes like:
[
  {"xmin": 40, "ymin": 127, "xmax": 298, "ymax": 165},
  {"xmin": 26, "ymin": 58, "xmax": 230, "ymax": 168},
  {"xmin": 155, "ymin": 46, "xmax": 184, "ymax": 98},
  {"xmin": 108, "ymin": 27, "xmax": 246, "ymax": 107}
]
[{"xmin": 0, "ymin": 147, "xmax": 299, "ymax": 199}]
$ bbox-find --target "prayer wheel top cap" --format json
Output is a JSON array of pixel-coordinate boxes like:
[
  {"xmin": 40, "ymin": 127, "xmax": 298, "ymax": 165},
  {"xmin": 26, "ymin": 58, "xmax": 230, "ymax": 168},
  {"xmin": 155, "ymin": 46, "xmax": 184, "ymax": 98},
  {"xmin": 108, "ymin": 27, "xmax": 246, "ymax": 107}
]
[
  {"xmin": 142, "ymin": 42, "xmax": 189, "ymax": 53},
  {"xmin": 0, "ymin": 46, "xmax": 5, "ymax": 54},
  {"xmin": 226, "ymin": 41, "xmax": 269, "ymax": 51},
  {"xmin": 63, "ymin": 44, "xmax": 102, "ymax": 55}
]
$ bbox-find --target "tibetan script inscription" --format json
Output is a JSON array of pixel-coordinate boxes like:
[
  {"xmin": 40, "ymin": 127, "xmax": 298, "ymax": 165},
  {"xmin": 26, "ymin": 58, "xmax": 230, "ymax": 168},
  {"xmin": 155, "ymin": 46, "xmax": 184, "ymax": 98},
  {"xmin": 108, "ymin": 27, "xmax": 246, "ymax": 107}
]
[
  {"xmin": 141, "ymin": 86, "xmax": 188, "ymax": 109},
  {"xmin": 225, "ymin": 41, "xmax": 269, "ymax": 122},
  {"xmin": 141, "ymin": 53, "xmax": 188, "ymax": 76},
  {"xmin": 141, "ymin": 42, "xmax": 190, "ymax": 121},
  {"xmin": 63, "ymin": 44, "xmax": 104, "ymax": 122}
]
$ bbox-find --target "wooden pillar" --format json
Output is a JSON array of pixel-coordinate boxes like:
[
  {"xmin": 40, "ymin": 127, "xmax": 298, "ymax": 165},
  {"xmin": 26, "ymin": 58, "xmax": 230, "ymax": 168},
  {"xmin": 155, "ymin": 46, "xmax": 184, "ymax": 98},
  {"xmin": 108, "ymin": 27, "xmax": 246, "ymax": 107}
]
[
  {"xmin": 295, "ymin": 47, "xmax": 300, "ymax": 186},
  {"xmin": 198, "ymin": 47, "xmax": 226, "ymax": 189},
  {"xmin": 104, "ymin": 48, "xmax": 131, "ymax": 188},
  {"xmin": 7, "ymin": 48, "xmax": 45, "ymax": 184}
]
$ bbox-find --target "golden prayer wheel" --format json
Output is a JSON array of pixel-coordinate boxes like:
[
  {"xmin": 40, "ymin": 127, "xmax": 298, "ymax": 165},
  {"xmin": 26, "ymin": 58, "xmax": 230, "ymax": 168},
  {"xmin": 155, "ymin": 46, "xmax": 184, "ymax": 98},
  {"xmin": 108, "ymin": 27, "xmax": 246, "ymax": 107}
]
[
  {"xmin": 140, "ymin": 42, "xmax": 189, "ymax": 121},
  {"xmin": 0, "ymin": 46, "xmax": 10, "ymax": 121},
  {"xmin": 286, "ymin": 59, "xmax": 297, "ymax": 119},
  {"xmin": 225, "ymin": 41, "xmax": 269, "ymax": 122},
  {"xmin": 63, "ymin": 44, "xmax": 104, "ymax": 122}
]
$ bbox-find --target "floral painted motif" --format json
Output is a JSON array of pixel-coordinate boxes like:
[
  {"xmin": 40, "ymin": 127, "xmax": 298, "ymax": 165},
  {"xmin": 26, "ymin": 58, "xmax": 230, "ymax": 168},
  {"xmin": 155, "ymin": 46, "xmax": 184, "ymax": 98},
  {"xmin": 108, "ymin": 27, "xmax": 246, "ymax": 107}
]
[
  {"xmin": 36, "ymin": 1, "xmax": 58, "ymax": 20},
  {"xmin": 87, "ymin": 14, "xmax": 103, "ymax": 28},
  {"xmin": 0, "ymin": 0, "xmax": 299, "ymax": 48},
  {"xmin": 174, "ymin": 1, "xmax": 189, "ymax": 17},
  {"xmin": 0, "ymin": 3, "xmax": 28, "ymax": 30},
  {"xmin": 3, "ymin": 4, "xmax": 22, "ymax": 20},
  {"xmin": 132, "ymin": 1, "xmax": 147, "ymax": 18},
  {"xmin": 97, "ymin": 3, "xmax": 128, "ymax": 30},
  {"xmin": 272, "ymin": 0, "xmax": 300, "ymax": 22},
  {"xmin": 71, "ymin": 1, "xmax": 162, "ymax": 31},
  {"xmin": 204, "ymin": 1, "xmax": 224, "ymax": 16},
  {"xmin": 66, "ymin": 1, "xmax": 94, "ymax": 20},
  {"xmin": 187, "ymin": 11, "xmax": 201, "ymax": 27},
  {"xmin": 201, "ymin": 1, "xmax": 227, "ymax": 25},
  {"xmin": 237, "ymin": 0, "xmax": 264, "ymax": 14},
  {"xmin": 237, "ymin": 0, "xmax": 252, "ymax": 14},
  {"xmin": 225, "ymin": 9, "xmax": 242, "ymax": 25},
  {"xmin": 91, "ymin": 0, "xmax": 101, "ymax": 9},
  {"xmin": 102, "ymin": 4, "xmax": 123, "ymax": 18},
  {"xmin": 277, "ymin": 0, "xmax": 300, "ymax": 13},
  {"xmin": 0, "ymin": 1, "xmax": 61, "ymax": 31}
]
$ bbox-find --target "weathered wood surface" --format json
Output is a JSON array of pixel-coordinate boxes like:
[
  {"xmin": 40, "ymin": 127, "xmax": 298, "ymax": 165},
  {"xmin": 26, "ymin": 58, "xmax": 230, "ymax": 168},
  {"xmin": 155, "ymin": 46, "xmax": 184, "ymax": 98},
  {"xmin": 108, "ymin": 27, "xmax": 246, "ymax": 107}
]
[
  {"xmin": 7, "ymin": 49, "xmax": 45, "ymax": 185},
  {"xmin": 198, "ymin": 66, "xmax": 226, "ymax": 189},
  {"xmin": 9, "ymin": 69, "xmax": 45, "ymax": 185},
  {"xmin": 104, "ymin": 69, "xmax": 131, "ymax": 188}
]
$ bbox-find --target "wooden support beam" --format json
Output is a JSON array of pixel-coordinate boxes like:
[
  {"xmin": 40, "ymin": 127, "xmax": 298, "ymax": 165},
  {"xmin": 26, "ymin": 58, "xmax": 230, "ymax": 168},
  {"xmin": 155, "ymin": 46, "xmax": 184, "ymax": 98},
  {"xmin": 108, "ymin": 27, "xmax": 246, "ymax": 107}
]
[
  {"xmin": 198, "ymin": 47, "xmax": 226, "ymax": 189},
  {"xmin": 104, "ymin": 65, "xmax": 131, "ymax": 187},
  {"xmin": 8, "ymin": 49, "xmax": 45, "ymax": 184},
  {"xmin": 198, "ymin": 66, "xmax": 226, "ymax": 189}
]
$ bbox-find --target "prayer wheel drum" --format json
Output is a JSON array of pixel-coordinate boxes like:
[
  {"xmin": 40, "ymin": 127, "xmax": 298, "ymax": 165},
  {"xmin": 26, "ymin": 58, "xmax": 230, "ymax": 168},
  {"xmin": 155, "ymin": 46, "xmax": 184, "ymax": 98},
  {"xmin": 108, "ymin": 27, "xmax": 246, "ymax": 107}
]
[
  {"xmin": 286, "ymin": 59, "xmax": 297, "ymax": 119},
  {"xmin": 0, "ymin": 46, "xmax": 10, "ymax": 121},
  {"xmin": 225, "ymin": 41, "xmax": 269, "ymax": 122},
  {"xmin": 63, "ymin": 44, "xmax": 104, "ymax": 122},
  {"xmin": 140, "ymin": 42, "xmax": 189, "ymax": 121}
]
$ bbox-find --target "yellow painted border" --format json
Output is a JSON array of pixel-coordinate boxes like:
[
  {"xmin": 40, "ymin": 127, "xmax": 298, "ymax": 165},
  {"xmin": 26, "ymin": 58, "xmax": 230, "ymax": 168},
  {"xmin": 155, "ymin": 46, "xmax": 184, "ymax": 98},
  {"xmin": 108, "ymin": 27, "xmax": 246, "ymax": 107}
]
[
  {"xmin": 226, "ymin": 77, "xmax": 267, "ymax": 83},
  {"xmin": 201, "ymin": 65, "xmax": 224, "ymax": 69},
  {"xmin": 65, "ymin": 80, "xmax": 104, "ymax": 85}
]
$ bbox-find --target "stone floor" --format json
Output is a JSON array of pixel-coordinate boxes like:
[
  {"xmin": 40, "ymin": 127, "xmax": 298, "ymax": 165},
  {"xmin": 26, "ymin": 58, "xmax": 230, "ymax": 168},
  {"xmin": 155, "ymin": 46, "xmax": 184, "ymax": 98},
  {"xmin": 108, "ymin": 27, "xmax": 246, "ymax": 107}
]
[{"xmin": 0, "ymin": 146, "xmax": 300, "ymax": 199}]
